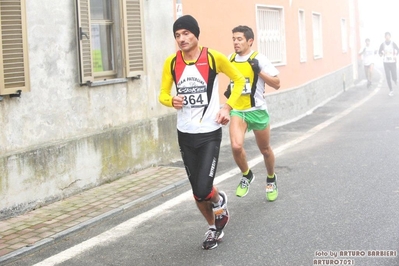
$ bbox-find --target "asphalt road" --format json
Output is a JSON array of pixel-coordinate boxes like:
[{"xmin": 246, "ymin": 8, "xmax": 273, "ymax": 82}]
[{"xmin": 7, "ymin": 67, "xmax": 399, "ymax": 266}]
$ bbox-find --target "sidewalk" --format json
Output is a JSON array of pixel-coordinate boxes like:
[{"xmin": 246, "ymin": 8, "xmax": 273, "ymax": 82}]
[{"xmin": 0, "ymin": 166, "xmax": 187, "ymax": 264}]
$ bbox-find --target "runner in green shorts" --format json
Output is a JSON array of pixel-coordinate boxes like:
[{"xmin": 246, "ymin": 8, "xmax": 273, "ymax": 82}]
[
  {"xmin": 230, "ymin": 109, "xmax": 270, "ymax": 131},
  {"xmin": 227, "ymin": 25, "xmax": 281, "ymax": 201}
]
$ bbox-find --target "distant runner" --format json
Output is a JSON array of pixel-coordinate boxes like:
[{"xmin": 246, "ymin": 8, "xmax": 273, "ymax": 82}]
[
  {"xmin": 379, "ymin": 32, "xmax": 399, "ymax": 96},
  {"xmin": 359, "ymin": 38, "xmax": 376, "ymax": 88}
]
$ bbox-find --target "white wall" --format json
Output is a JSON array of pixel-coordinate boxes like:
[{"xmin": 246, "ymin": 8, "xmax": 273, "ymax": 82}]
[{"xmin": 0, "ymin": 0, "xmax": 178, "ymax": 218}]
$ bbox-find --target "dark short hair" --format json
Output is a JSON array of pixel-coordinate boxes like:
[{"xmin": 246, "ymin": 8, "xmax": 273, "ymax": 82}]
[
  {"xmin": 232, "ymin": 25, "xmax": 254, "ymax": 41},
  {"xmin": 385, "ymin": 32, "xmax": 391, "ymax": 37},
  {"xmin": 365, "ymin": 38, "xmax": 370, "ymax": 42}
]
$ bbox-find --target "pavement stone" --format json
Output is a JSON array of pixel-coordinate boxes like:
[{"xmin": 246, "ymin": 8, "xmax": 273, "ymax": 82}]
[{"xmin": 0, "ymin": 166, "xmax": 187, "ymax": 265}]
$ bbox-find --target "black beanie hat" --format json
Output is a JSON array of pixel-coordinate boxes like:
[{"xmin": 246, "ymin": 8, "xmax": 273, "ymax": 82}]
[{"xmin": 173, "ymin": 15, "xmax": 200, "ymax": 39}]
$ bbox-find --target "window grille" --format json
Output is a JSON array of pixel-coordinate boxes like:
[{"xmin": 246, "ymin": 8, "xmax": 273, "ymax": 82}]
[
  {"xmin": 312, "ymin": 13, "xmax": 323, "ymax": 59},
  {"xmin": 298, "ymin": 10, "xmax": 307, "ymax": 62},
  {"xmin": 257, "ymin": 6, "xmax": 286, "ymax": 65}
]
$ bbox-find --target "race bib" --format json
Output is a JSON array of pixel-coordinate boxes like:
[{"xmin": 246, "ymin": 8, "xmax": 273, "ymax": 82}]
[
  {"xmin": 230, "ymin": 77, "xmax": 251, "ymax": 95},
  {"xmin": 179, "ymin": 89, "xmax": 208, "ymax": 108},
  {"xmin": 385, "ymin": 56, "xmax": 395, "ymax": 62}
]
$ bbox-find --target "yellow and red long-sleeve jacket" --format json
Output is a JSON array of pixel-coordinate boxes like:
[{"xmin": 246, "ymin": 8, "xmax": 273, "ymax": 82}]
[{"xmin": 159, "ymin": 47, "xmax": 245, "ymax": 133}]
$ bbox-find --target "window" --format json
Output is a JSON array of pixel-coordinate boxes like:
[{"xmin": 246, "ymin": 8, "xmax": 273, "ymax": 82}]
[
  {"xmin": 256, "ymin": 5, "xmax": 286, "ymax": 65},
  {"xmin": 341, "ymin": 18, "xmax": 348, "ymax": 53},
  {"xmin": 76, "ymin": 0, "xmax": 145, "ymax": 85},
  {"xmin": 0, "ymin": 0, "xmax": 30, "ymax": 95},
  {"xmin": 312, "ymin": 12, "xmax": 323, "ymax": 59},
  {"xmin": 298, "ymin": 10, "xmax": 307, "ymax": 62},
  {"xmin": 90, "ymin": 0, "xmax": 115, "ymax": 75}
]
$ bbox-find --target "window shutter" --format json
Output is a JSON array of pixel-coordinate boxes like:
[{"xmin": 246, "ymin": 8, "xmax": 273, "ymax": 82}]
[
  {"xmin": 0, "ymin": 0, "xmax": 30, "ymax": 95},
  {"xmin": 123, "ymin": 0, "xmax": 145, "ymax": 77},
  {"xmin": 75, "ymin": 0, "xmax": 93, "ymax": 84}
]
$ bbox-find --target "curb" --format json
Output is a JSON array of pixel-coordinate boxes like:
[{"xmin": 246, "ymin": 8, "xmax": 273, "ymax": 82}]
[{"xmin": 0, "ymin": 178, "xmax": 189, "ymax": 265}]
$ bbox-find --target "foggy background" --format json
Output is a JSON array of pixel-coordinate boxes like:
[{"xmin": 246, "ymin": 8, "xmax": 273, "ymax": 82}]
[{"xmin": 358, "ymin": 0, "xmax": 398, "ymax": 52}]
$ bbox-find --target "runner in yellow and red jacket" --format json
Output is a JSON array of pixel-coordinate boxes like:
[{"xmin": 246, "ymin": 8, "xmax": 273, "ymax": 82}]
[{"xmin": 159, "ymin": 15, "xmax": 245, "ymax": 250}]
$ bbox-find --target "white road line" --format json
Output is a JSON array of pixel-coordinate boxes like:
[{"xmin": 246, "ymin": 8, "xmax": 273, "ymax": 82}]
[
  {"xmin": 33, "ymin": 189, "xmax": 194, "ymax": 266},
  {"xmin": 33, "ymin": 85, "xmax": 380, "ymax": 266}
]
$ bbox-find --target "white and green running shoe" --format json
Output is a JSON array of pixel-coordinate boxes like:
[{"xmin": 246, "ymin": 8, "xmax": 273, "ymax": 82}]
[
  {"xmin": 266, "ymin": 174, "xmax": 278, "ymax": 202},
  {"xmin": 236, "ymin": 170, "xmax": 255, "ymax": 197}
]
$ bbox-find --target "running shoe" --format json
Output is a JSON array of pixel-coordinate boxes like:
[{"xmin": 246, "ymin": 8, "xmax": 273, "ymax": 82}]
[
  {"xmin": 213, "ymin": 191, "xmax": 229, "ymax": 232},
  {"xmin": 266, "ymin": 174, "xmax": 278, "ymax": 202},
  {"xmin": 236, "ymin": 170, "xmax": 255, "ymax": 197},
  {"xmin": 202, "ymin": 228, "xmax": 218, "ymax": 250},
  {"xmin": 215, "ymin": 230, "xmax": 224, "ymax": 241},
  {"xmin": 389, "ymin": 91, "xmax": 394, "ymax": 96}
]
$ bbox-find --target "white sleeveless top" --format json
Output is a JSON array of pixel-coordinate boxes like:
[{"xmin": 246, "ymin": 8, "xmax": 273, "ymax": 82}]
[{"xmin": 175, "ymin": 54, "xmax": 221, "ymax": 133}]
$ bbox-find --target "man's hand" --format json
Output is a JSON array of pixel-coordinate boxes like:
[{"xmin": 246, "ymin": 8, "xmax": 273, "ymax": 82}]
[
  {"xmin": 215, "ymin": 104, "xmax": 232, "ymax": 125},
  {"xmin": 248, "ymin": 58, "xmax": 261, "ymax": 74},
  {"xmin": 172, "ymin": 95, "xmax": 184, "ymax": 109}
]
